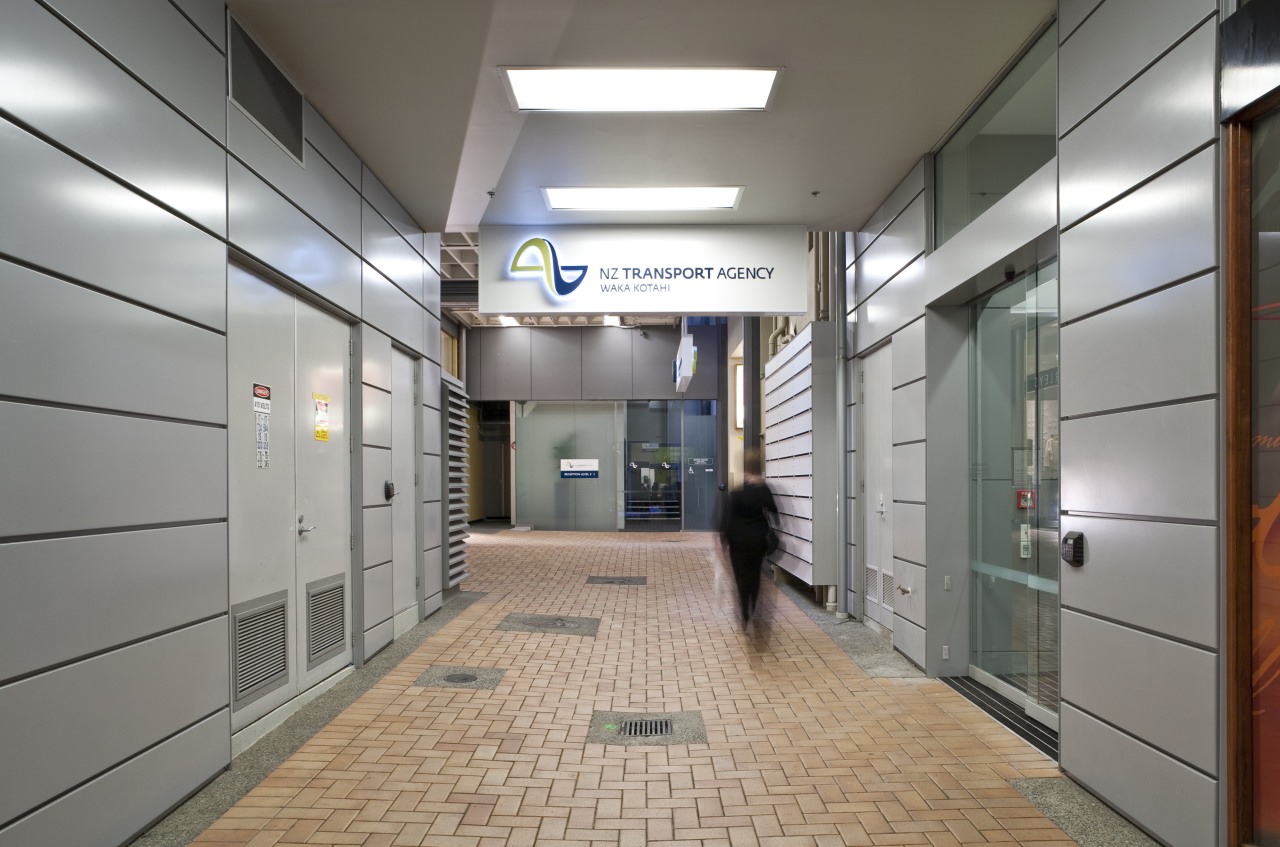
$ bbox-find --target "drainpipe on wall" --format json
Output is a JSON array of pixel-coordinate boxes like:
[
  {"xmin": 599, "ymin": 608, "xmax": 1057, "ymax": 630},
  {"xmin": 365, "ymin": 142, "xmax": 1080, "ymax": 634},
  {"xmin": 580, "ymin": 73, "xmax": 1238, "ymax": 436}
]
[{"xmin": 767, "ymin": 318, "xmax": 788, "ymax": 357}]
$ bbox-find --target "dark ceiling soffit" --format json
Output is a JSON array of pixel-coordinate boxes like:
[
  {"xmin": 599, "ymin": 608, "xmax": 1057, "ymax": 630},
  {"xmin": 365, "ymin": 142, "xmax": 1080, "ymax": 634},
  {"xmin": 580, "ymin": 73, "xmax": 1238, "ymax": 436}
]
[{"xmin": 1223, "ymin": 0, "xmax": 1280, "ymax": 122}]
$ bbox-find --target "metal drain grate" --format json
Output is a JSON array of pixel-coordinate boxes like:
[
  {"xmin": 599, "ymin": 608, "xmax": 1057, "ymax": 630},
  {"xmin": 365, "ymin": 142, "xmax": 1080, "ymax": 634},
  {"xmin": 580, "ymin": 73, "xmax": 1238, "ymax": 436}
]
[
  {"xmin": 444, "ymin": 673, "xmax": 478, "ymax": 683},
  {"xmin": 586, "ymin": 575, "xmax": 647, "ymax": 585},
  {"xmin": 621, "ymin": 719, "xmax": 673, "ymax": 737}
]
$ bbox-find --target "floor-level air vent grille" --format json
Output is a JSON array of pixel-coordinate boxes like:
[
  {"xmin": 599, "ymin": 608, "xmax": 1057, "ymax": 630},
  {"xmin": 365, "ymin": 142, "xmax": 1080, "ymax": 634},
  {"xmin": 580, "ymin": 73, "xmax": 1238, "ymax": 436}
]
[
  {"xmin": 232, "ymin": 591, "xmax": 288, "ymax": 707},
  {"xmin": 307, "ymin": 575, "xmax": 345, "ymax": 668},
  {"xmin": 621, "ymin": 719, "xmax": 673, "ymax": 737}
]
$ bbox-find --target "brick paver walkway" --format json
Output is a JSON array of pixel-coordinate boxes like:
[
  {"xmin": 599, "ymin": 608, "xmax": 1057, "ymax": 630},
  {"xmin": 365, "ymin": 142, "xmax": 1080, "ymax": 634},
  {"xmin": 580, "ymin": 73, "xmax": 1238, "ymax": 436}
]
[{"xmin": 193, "ymin": 530, "xmax": 1070, "ymax": 846}]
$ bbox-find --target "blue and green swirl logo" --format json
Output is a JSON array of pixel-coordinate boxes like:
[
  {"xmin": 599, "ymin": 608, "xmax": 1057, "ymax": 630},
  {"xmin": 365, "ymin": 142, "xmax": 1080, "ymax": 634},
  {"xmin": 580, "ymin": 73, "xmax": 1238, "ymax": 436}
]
[{"xmin": 510, "ymin": 238, "xmax": 587, "ymax": 298}]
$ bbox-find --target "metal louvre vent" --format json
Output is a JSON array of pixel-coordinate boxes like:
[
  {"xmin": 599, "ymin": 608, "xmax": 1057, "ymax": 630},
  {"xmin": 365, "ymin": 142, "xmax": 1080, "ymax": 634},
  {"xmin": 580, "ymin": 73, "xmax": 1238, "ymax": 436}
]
[
  {"xmin": 443, "ymin": 374, "xmax": 470, "ymax": 587},
  {"xmin": 232, "ymin": 591, "xmax": 288, "ymax": 707},
  {"xmin": 307, "ymin": 575, "xmax": 345, "ymax": 668},
  {"xmin": 621, "ymin": 719, "xmax": 673, "ymax": 737},
  {"xmin": 229, "ymin": 19, "xmax": 304, "ymax": 161},
  {"xmin": 865, "ymin": 566, "xmax": 880, "ymax": 603},
  {"xmin": 882, "ymin": 572, "xmax": 895, "ymax": 610}
]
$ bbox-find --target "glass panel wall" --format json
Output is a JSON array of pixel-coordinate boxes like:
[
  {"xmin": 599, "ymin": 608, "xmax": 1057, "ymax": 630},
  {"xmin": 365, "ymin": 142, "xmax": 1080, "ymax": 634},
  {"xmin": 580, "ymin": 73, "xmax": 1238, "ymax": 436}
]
[
  {"xmin": 513, "ymin": 401, "xmax": 621, "ymax": 531},
  {"xmin": 682, "ymin": 399, "xmax": 720, "ymax": 530},
  {"xmin": 935, "ymin": 23, "xmax": 1057, "ymax": 247},
  {"xmin": 624, "ymin": 401, "xmax": 681, "ymax": 531},
  {"xmin": 969, "ymin": 261, "xmax": 1060, "ymax": 726}
]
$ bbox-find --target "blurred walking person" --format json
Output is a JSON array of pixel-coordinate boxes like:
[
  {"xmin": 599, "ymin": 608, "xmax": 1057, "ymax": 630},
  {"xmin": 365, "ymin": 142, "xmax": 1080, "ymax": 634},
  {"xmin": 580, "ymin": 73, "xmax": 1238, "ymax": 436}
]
[{"xmin": 719, "ymin": 447, "xmax": 778, "ymax": 630}]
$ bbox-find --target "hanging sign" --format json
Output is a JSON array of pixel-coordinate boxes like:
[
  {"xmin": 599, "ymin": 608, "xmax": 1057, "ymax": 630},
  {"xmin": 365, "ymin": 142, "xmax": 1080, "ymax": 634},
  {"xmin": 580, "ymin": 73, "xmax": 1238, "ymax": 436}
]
[
  {"xmin": 313, "ymin": 393, "xmax": 330, "ymax": 441},
  {"xmin": 479, "ymin": 225, "xmax": 807, "ymax": 316},
  {"xmin": 560, "ymin": 458, "xmax": 599, "ymax": 479}
]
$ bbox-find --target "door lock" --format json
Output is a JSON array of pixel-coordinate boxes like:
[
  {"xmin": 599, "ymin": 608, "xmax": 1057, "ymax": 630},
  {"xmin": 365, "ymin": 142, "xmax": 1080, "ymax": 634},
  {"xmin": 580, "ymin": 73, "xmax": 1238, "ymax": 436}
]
[
  {"xmin": 297, "ymin": 515, "xmax": 316, "ymax": 535},
  {"xmin": 876, "ymin": 498, "xmax": 887, "ymax": 516}
]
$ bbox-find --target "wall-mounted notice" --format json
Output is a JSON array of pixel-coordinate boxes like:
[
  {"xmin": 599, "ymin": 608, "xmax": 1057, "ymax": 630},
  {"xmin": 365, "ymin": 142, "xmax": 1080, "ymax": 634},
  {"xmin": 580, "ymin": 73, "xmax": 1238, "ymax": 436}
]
[
  {"xmin": 560, "ymin": 458, "xmax": 599, "ymax": 479},
  {"xmin": 480, "ymin": 225, "xmax": 807, "ymax": 316},
  {"xmin": 253, "ymin": 383, "xmax": 271, "ymax": 468},
  {"xmin": 313, "ymin": 393, "xmax": 330, "ymax": 442}
]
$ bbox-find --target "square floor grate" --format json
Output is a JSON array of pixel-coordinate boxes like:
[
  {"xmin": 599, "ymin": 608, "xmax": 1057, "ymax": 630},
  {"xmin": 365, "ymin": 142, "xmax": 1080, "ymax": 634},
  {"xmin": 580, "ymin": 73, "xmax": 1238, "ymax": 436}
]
[
  {"xmin": 586, "ymin": 576, "xmax": 647, "ymax": 585},
  {"xmin": 621, "ymin": 719, "xmax": 672, "ymax": 737}
]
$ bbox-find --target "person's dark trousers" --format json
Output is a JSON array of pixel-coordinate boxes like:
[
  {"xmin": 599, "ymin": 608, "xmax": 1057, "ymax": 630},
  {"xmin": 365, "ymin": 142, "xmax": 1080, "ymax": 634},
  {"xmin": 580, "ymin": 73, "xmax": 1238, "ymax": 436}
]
[{"xmin": 730, "ymin": 542, "xmax": 764, "ymax": 627}]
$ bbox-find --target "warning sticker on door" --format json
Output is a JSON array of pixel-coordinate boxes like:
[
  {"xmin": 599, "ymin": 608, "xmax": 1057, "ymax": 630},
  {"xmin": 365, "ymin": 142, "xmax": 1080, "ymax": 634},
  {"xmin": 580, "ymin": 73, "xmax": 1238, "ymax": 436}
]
[
  {"xmin": 252, "ymin": 383, "xmax": 271, "ymax": 415},
  {"xmin": 255, "ymin": 412, "xmax": 270, "ymax": 468},
  {"xmin": 313, "ymin": 393, "xmax": 330, "ymax": 441}
]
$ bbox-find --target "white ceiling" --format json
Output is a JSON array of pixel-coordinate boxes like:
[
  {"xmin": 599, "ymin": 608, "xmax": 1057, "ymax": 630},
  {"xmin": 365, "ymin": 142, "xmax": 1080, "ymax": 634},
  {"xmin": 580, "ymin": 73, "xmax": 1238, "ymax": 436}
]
[{"xmin": 227, "ymin": 0, "xmax": 1055, "ymax": 263}]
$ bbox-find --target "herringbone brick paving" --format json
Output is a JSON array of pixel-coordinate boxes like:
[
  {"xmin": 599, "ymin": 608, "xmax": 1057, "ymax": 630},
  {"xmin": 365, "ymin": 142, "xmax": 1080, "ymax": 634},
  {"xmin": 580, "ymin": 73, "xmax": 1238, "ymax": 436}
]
[{"xmin": 192, "ymin": 530, "xmax": 1070, "ymax": 846}]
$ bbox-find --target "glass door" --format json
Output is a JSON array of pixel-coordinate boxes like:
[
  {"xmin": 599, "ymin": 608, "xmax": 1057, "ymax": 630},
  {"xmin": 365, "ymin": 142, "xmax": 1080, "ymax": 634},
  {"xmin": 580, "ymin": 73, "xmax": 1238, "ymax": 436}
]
[{"xmin": 969, "ymin": 262, "xmax": 1060, "ymax": 728}]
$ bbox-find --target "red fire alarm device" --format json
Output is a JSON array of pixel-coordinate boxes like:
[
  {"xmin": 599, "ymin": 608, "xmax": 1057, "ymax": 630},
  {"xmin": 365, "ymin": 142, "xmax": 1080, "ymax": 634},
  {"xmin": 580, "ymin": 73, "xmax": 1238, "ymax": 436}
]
[{"xmin": 1016, "ymin": 489, "xmax": 1035, "ymax": 510}]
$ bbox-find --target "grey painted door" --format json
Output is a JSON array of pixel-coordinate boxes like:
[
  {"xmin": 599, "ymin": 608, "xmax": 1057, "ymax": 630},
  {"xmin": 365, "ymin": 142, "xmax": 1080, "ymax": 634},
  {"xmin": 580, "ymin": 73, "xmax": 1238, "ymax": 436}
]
[{"xmin": 862, "ymin": 344, "xmax": 894, "ymax": 630}]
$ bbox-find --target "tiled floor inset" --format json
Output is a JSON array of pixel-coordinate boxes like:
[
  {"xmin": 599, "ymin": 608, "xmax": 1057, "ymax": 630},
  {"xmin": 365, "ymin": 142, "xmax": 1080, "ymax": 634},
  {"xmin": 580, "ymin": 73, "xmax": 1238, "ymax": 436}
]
[
  {"xmin": 414, "ymin": 665, "xmax": 506, "ymax": 690},
  {"xmin": 192, "ymin": 530, "xmax": 1069, "ymax": 847},
  {"xmin": 585, "ymin": 575, "xmax": 647, "ymax": 585},
  {"xmin": 496, "ymin": 611, "xmax": 601, "ymax": 636}
]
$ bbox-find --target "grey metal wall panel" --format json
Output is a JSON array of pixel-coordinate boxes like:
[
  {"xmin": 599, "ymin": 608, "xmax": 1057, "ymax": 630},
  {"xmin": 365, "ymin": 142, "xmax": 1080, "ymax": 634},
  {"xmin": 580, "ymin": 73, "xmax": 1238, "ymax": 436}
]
[
  {"xmin": 893, "ymin": 559, "xmax": 926, "ymax": 628},
  {"xmin": 0, "ymin": 403, "xmax": 226, "ymax": 537},
  {"xmin": 426, "ymin": 310, "xmax": 442, "ymax": 361},
  {"xmin": 0, "ymin": 525, "xmax": 227, "ymax": 683},
  {"xmin": 633, "ymin": 328, "xmax": 681, "ymax": 400},
  {"xmin": 891, "ymin": 380, "xmax": 926, "ymax": 445},
  {"xmin": 423, "ymin": 360, "xmax": 443, "ymax": 410},
  {"xmin": 422, "ymin": 454, "xmax": 442, "ymax": 502},
  {"xmin": 892, "ymin": 442, "xmax": 926, "ymax": 503},
  {"xmin": 1061, "ymin": 400, "xmax": 1216, "ymax": 520},
  {"xmin": 362, "ymin": 202, "xmax": 424, "ymax": 304},
  {"xmin": 854, "ymin": 257, "xmax": 925, "ymax": 355},
  {"xmin": 579, "ymin": 328, "xmax": 633, "ymax": 399},
  {"xmin": 362, "ymin": 561, "xmax": 393, "ymax": 627},
  {"xmin": 362, "ymin": 326, "xmax": 392, "ymax": 392},
  {"xmin": 1060, "ymin": 149, "xmax": 1216, "ymax": 322},
  {"xmin": 362, "ymin": 166, "xmax": 424, "ymax": 256},
  {"xmin": 0, "ymin": 119, "xmax": 226, "ymax": 331},
  {"xmin": 855, "ymin": 159, "xmax": 925, "ymax": 256},
  {"xmin": 1059, "ymin": 0, "xmax": 1216, "ymax": 132},
  {"xmin": 1060, "ymin": 704, "xmax": 1216, "ymax": 847},
  {"xmin": 424, "ymin": 233, "xmax": 442, "ymax": 278},
  {"xmin": 1061, "ymin": 610, "xmax": 1217, "ymax": 773},
  {"xmin": 362, "ymin": 446, "xmax": 392, "ymax": 507},
  {"xmin": 422, "ymin": 501, "xmax": 442, "ymax": 550},
  {"xmin": 1060, "ymin": 0, "xmax": 1104, "ymax": 42},
  {"xmin": 362, "ymin": 386, "xmax": 392, "ymax": 449},
  {"xmin": 892, "ymin": 502, "xmax": 926, "ymax": 565},
  {"xmin": 465, "ymin": 333, "xmax": 482, "ymax": 400},
  {"xmin": 0, "ymin": 709, "xmax": 228, "ymax": 847},
  {"xmin": 0, "ymin": 263, "xmax": 226, "ymax": 423},
  {"xmin": 892, "ymin": 615, "xmax": 926, "ymax": 668},
  {"xmin": 422, "ymin": 406, "xmax": 442, "ymax": 457},
  {"xmin": 1, "ymin": 1, "xmax": 226, "ymax": 235},
  {"xmin": 480, "ymin": 328, "xmax": 534, "ymax": 400},
  {"xmin": 228, "ymin": 159, "xmax": 361, "ymax": 316},
  {"xmin": 0, "ymin": 618, "xmax": 227, "ymax": 825},
  {"xmin": 890, "ymin": 318, "xmax": 926, "ymax": 387},
  {"xmin": 362, "ymin": 506, "xmax": 392, "ymax": 569},
  {"xmin": 855, "ymin": 194, "xmax": 927, "ymax": 304},
  {"xmin": 228, "ymin": 107, "xmax": 360, "ymax": 250},
  {"xmin": 529, "ymin": 328, "xmax": 583, "ymax": 399},
  {"xmin": 1060, "ymin": 273, "xmax": 1216, "ymax": 416},
  {"xmin": 1060, "ymin": 515, "xmax": 1217, "ymax": 648},
  {"xmin": 171, "ymin": 0, "xmax": 225, "ymax": 50},
  {"xmin": 304, "ymin": 103, "xmax": 360, "ymax": 188},
  {"xmin": 363, "ymin": 617, "xmax": 392, "ymax": 657},
  {"xmin": 1060, "ymin": 21, "xmax": 1216, "ymax": 228},
  {"xmin": 44, "ymin": 0, "xmax": 226, "ymax": 140}
]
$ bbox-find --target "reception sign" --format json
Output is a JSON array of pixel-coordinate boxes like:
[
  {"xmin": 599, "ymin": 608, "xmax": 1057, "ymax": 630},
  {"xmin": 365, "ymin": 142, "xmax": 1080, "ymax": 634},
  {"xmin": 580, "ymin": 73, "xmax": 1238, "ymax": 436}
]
[{"xmin": 479, "ymin": 225, "xmax": 807, "ymax": 315}]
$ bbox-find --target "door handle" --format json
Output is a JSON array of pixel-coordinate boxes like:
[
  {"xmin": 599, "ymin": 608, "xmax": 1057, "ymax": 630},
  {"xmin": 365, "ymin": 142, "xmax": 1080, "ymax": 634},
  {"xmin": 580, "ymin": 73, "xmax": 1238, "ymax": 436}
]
[
  {"xmin": 897, "ymin": 585, "xmax": 911, "ymax": 595},
  {"xmin": 876, "ymin": 498, "xmax": 887, "ymax": 516},
  {"xmin": 298, "ymin": 515, "xmax": 316, "ymax": 535}
]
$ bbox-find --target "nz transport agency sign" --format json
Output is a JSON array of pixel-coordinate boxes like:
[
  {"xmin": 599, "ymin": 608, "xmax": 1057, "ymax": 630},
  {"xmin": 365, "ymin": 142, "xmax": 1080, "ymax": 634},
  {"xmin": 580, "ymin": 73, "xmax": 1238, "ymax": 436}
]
[{"xmin": 479, "ymin": 225, "xmax": 807, "ymax": 316}]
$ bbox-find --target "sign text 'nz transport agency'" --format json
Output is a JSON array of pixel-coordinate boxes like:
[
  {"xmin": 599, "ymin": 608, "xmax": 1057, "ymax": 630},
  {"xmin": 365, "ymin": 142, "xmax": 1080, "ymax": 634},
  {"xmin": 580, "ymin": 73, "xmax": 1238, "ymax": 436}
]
[{"xmin": 478, "ymin": 226, "xmax": 807, "ymax": 316}]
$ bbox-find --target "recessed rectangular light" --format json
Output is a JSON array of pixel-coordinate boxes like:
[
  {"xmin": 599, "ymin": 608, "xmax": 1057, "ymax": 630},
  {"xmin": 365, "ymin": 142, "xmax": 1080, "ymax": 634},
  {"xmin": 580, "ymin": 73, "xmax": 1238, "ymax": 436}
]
[
  {"xmin": 602, "ymin": 315, "xmax": 621, "ymax": 326},
  {"xmin": 543, "ymin": 186, "xmax": 743, "ymax": 211},
  {"xmin": 497, "ymin": 315, "xmax": 520, "ymax": 327},
  {"xmin": 503, "ymin": 68, "xmax": 779, "ymax": 112}
]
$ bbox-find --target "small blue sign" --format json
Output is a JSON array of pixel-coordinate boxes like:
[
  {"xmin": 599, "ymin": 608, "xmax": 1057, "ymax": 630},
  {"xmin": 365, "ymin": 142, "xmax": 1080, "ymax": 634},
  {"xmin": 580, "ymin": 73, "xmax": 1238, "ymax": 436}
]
[{"xmin": 561, "ymin": 470, "xmax": 599, "ymax": 479}]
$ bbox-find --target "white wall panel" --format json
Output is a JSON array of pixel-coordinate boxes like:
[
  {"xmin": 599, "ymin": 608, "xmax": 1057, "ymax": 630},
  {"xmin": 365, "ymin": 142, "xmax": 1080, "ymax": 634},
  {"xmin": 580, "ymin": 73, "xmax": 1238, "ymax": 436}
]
[
  {"xmin": 892, "ymin": 503, "xmax": 926, "ymax": 565},
  {"xmin": 362, "ymin": 201, "xmax": 424, "ymax": 303},
  {"xmin": 362, "ymin": 386, "xmax": 392, "ymax": 448},
  {"xmin": 1059, "ymin": 21, "xmax": 1217, "ymax": 227},
  {"xmin": 0, "ymin": 263, "xmax": 226, "ymax": 423},
  {"xmin": 422, "ymin": 501, "xmax": 442, "ymax": 551},
  {"xmin": 1, "ymin": 1, "xmax": 226, "ymax": 234},
  {"xmin": 1060, "ymin": 515, "xmax": 1217, "ymax": 648},
  {"xmin": 304, "ymin": 103, "xmax": 360, "ymax": 188},
  {"xmin": 1058, "ymin": 0, "xmax": 1216, "ymax": 132},
  {"xmin": 362, "ymin": 166, "xmax": 424, "ymax": 256},
  {"xmin": 423, "ymin": 454, "xmax": 442, "ymax": 502},
  {"xmin": 1061, "ymin": 274, "xmax": 1216, "ymax": 416},
  {"xmin": 0, "ymin": 618, "xmax": 227, "ymax": 826},
  {"xmin": 764, "ymin": 388, "xmax": 814, "ymax": 428},
  {"xmin": 422, "ymin": 406, "xmax": 442, "ymax": 457},
  {"xmin": 855, "ymin": 194, "xmax": 927, "ymax": 304},
  {"xmin": 892, "ymin": 559, "xmax": 925, "ymax": 627},
  {"xmin": 362, "ymin": 506, "xmax": 392, "ymax": 568},
  {"xmin": 0, "ymin": 119, "xmax": 226, "ymax": 330},
  {"xmin": 0, "ymin": 525, "xmax": 227, "ymax": 683},
  {"xmin": 228, "ymin": 160, "xmax": 360, "ymax": 315},
  {"xmin": 1060, "ymin": 704, "xmax": 1216, "ymax": 847},
  {"xmin": 892, "ymin": 442, "xmax": 926, "ymax": 503},
  {"xmin": 0, "ymin": 403, "xmax": 226, "ymax": 537},
  {"xmin": 891, "ymin": 380, "xmax": 926, "ymax": 445},
  {"xmin": 361, "ymin": 263, "xmax": 425, "ymax": 355},
  {"xmin": 362, "ymin": 446, "xmax": 392, "ymax": 507},
  {"xmin": 363, "ymin": 617, "xmax": 392, "ymax": 657},
  {"xmin": 44, "ymin": 0, "xmax": 226, "ymax": 138},
  {"xmin": 228, "ymin": 107, "xmax": 360, "ymax": 249},
  {"xmin": 1060, "ymin": 149, "xmax": 1216, "ymax": 321},
  {"xmin": 890, "ymin": 318, "xmax": 926, "ymax": 387},
  {"xmin": 362, "ymin": 326, "xmax": 392, "ymax": 392},
  {"xmin": 855, "ymin": 160, "xmax": 925, "ymax": 257},
  {"xmin": 892, "ymin": 615, "xmax": 926, "ymax": 668},
  {"xmin": 1061, "ymin": 400, "xmax": 1216, "ymax": 520},
  {"xmin": 362, "ymin": 561, "xmax": 393, "ymax": 627},
  {"xmin": 1062, "ymin": 610, "xmax": 1217, "ymax": 773},
  {"xmin": 425, "ymin": 311, "xmax": 442, "ymax": 359},
  {"xmin": 422, "ymin": 360, "xmax": 443, "ymax": 411},
  {"xmin": 855, "ymin": 256, "xmax": 926, "ymax": 355}
]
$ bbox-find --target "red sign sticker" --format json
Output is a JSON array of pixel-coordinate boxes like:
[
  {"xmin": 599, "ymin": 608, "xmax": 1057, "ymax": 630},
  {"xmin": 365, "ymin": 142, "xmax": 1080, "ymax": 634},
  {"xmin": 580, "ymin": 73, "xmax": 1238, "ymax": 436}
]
[{"xmin": 253, "ymin": 383, "xmax": 271, "ymax": 399}]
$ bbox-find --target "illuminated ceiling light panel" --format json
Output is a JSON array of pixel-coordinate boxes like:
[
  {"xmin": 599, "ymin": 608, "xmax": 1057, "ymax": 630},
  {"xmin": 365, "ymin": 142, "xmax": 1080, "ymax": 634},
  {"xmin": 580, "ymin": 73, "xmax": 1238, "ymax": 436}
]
[
  {"xmin": 543, "ymin": 186, "xmax": 743, "ymax": 211},
  {"xmin": 602, "ymin": 315, "xmax": 621, "ymax": 326},
  {"xmin": 503, "ymin": 68, "xmax": 780, "ymax": 112},
  {"xmin": 497, "ymin": 315, "xmax": 520, "ymax": 327}
]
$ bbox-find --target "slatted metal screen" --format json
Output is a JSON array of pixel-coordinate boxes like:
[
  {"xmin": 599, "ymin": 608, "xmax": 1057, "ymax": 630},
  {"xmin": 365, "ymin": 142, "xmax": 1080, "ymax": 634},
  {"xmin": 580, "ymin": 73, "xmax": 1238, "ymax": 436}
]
[
  {"xmin": 306, "ymin": 574, "xmax": 345, "ymax": 668},
  {"xmin": 231, "ymin": 590, "xmax": 289, "ymax": 708},
  {"xmin": 443, "ymin": 373, "xmax": 470, "ymax": 587}
]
